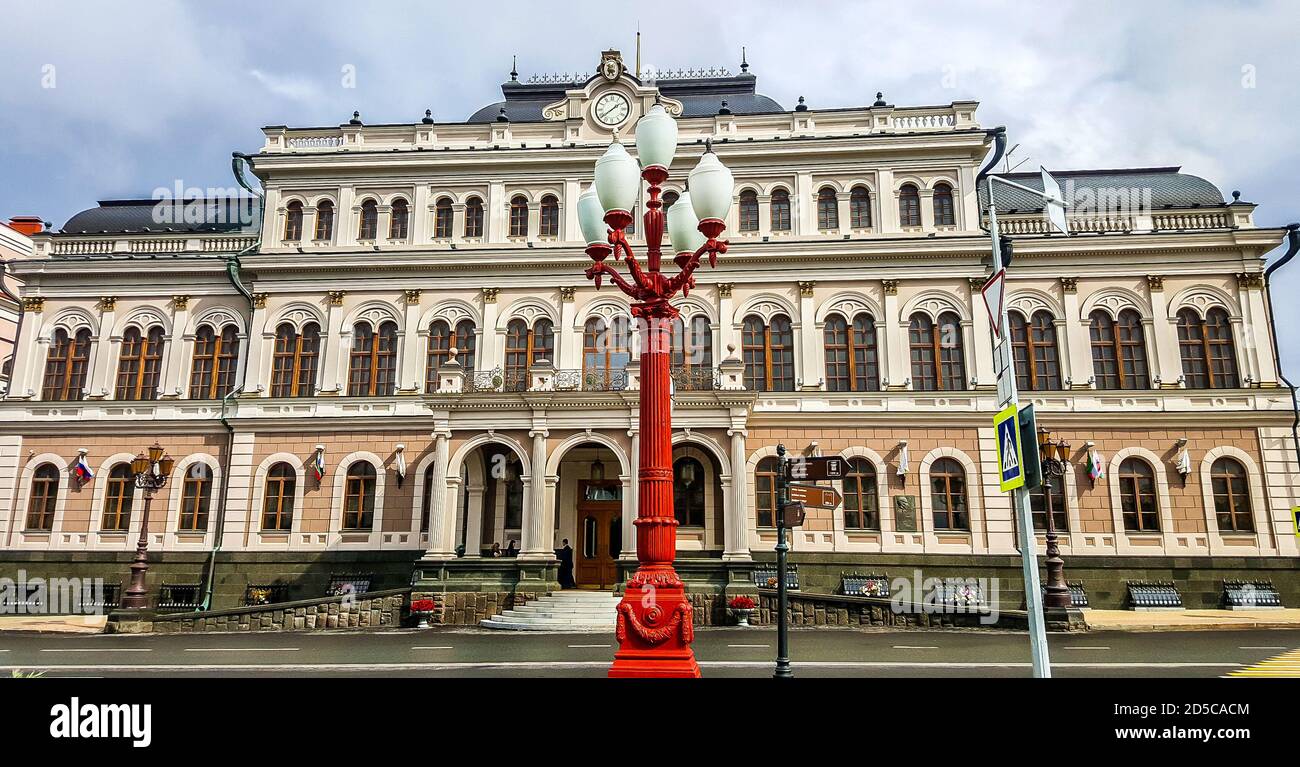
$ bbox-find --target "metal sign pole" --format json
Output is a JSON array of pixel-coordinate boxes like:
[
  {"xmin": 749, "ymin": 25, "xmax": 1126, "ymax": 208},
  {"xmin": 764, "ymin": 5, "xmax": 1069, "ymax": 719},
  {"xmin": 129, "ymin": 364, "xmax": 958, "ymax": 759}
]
[
  {"xmin": 774, "ymin": 443, "xmax": 793, "ymax": 678},
  {"xmin": 988, "ymin": 176, "xmax": 1052, "ymax": 679}
]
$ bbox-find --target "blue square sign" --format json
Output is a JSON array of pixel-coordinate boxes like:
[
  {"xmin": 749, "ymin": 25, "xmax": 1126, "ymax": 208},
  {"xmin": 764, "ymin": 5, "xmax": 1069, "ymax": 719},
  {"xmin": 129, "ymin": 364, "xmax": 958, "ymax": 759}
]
[{"xmin": 994, "ymin": 404, "xmax": 1025, "ymax": 492}]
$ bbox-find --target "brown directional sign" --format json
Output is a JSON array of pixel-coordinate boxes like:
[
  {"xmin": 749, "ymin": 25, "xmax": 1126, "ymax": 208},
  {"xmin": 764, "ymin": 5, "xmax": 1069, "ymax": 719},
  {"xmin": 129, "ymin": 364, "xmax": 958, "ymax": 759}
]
[
  {"xmin": 780, "ymin": 502, "xmax": 807, "ymax": 528},
  {"xmin": 788, "ymin": 483, "xmax": 843, "ymax": 509},
  {"xmin": 785, "ymin": 456, "xmax": 846, "ymax": 481}
]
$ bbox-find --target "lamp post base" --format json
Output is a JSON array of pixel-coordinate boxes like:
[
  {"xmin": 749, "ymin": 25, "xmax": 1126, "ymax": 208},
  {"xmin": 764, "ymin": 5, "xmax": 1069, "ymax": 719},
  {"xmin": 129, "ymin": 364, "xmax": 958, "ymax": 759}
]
[{"xmin": 608, "ymin": 581, "xmax": 701, "ymax": 678}]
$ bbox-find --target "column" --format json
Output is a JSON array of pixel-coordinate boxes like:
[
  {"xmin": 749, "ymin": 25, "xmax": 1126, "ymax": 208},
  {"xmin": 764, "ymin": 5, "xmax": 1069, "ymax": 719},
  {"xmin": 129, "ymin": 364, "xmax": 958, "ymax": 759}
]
[
  {"xmin": 479, "ymin": 288, "xmax": 500, "ymax": 373},
  {"xmin": 797, "ymin": 281, "xmax": 820, "ymax": 389},
  {"xmin": 557, "ymin": 288, "xmax": 579, "ymax": 368},
  {"xmin": 87, "ymin": 298, "xmax": 117, "ymax": 399},
  {"xmin": 242, "ymin": 295, "xmax": 271, "ymax": 396},
  {"xmin": 425, "ymin": 429, "xmax": 455, "ymax": 557},
  {"xmin": 319, "ymin": 292, "xmax": 347, "ymax": 394},
  {"xmin": 11, "ymin": 300, "xmax": 43, "ymax": 398},
  {"xmin": 412, "ymin": 184, "xmax": 430, "ymax": 243},
  {"xmin": 918, "ymin": 188, "xmax": 936, "ymax": 232},
  {"xmin": 487, "ymin": 180, "xmax": 506, "ymax": 244},
  {"xmin": 337, "ymin": 186, "xmax": 356, "ymax": 245},
  {"xmin": 400, "ymin": 290, "xmax": 423, "ymax": 392},
  {"xmin": 716, "ymin": 284, "xmax": 736, "ymax": 360},
  {"xmin": 958, "ymin": 165, "xmax": 979, "ymax": 231},
  {"xmin": 463, "ymin": 482, "xmax": 485, "ymax": 558},
  {"xmin": 564, "ymin": 178, "xmax": 582, "ymax": 242},
  {"xmin": 161, "ymin": 295, "xmax": 191, "ymax": 397},
  {"xmin": 1239, "ymin": 276, "xmax": 1275, "ymax": 386},
  {"xmin": 836, "ymin": 195, "xmax": 851, "ymax": 236},
  {"xmin": 968, "ymin": 279, "xmax": 995, "ymax": 388},
  {"xmin": 620, "ymin": 428, "xmax": 639, "ymax": 559},
  {"xmin": 1060, "ymin": 279, "xmax": 1093, "ymax": 388},
  {"xmin": 723, "ymin": 426, "xmax": 751, "ymax": 560},
  {"xmin": 1145, "ymin": 277, "xmax": 1183, "ymax": 387},
  {"xmin": 882, "ymin": 281, "xmax": 906, "ymax": 389},
  {"xmin": 877, "ymin": 169, "xmax": 897, "ymax": 233},
  {"xmin": 520, "ymin": 428, "xmax": 552, "ymax": 559},
  {"xmin": 795, "ymin": 171, "xmax": 814, "ymax": 234}
]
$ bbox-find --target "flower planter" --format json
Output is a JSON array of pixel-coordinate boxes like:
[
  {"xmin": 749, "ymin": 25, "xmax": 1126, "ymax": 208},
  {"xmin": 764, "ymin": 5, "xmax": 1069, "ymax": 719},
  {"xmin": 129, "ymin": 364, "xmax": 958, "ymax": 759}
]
[
  {"xmin": 412, "ymin": 612, "xmax": 432, "ymax": 629},
  {"xmin": 730, "ymin": 607, "xmax": 755, "ymax": 627}
]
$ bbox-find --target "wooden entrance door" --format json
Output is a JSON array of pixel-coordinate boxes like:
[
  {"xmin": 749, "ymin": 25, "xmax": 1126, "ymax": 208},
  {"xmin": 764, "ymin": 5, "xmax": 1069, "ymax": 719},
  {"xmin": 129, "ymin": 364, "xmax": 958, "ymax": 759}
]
[{"xmin": 575, "ymin": 480, "xmax": 622, "ymax": 588}]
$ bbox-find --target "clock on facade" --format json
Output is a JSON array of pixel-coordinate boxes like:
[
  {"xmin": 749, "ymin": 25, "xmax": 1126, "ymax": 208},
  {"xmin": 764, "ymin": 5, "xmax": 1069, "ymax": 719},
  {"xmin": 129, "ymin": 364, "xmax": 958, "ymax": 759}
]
[{"xmin": 593, "ymin": 92, "xmax": 631, "ymax": 127}]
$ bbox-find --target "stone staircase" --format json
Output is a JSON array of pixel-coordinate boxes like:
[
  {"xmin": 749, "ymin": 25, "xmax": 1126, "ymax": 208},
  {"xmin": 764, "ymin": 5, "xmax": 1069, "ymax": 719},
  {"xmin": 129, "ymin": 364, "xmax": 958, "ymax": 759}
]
[{"xmin": 480, "ymin": 590, "xmax": 619, "ymax": 631}]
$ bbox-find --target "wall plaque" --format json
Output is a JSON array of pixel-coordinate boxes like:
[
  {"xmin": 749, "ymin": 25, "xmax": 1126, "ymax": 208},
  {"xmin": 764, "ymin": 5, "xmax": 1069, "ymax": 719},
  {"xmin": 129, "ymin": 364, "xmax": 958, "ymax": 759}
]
[{"xmin": 893, "ymin": 495, "xmax": 918, "ymax": 532}]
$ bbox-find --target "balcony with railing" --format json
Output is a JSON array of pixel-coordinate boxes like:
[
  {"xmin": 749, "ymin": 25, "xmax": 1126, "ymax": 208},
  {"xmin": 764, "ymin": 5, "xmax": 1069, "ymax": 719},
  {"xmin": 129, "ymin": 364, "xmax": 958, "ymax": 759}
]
[{"xmin": 989, "ymin": 206, "xmax": 1241, "ymax": 235}]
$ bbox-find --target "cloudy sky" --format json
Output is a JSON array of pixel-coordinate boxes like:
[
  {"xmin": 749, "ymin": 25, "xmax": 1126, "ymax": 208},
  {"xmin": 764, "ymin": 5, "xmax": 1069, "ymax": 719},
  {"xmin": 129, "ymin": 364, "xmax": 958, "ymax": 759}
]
[{"xmin": 2, "ymin": 0, "xmax": 1297, "ymax": 368}]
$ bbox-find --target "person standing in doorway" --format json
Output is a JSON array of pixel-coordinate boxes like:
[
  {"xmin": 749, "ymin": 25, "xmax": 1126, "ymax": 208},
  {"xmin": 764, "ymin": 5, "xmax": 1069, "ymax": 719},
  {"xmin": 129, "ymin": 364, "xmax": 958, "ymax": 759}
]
[{"xmin": 555, "ymin": 538, "xmax": 576, "ymax": 589}]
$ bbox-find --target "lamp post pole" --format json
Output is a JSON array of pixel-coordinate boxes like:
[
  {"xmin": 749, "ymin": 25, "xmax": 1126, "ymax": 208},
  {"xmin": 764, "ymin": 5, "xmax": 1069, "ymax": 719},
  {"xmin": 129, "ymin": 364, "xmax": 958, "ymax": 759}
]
[
  {"xmin": 1038, "ymin": 429, "xmax": 1072, "ymax": 609},
  {"xmin": 119, "ymin": 443, "xmax": 175, "ymax": 611},
  {"xmin": 581, "ymin": 107, "xmax": 733, "ymax": 678}
]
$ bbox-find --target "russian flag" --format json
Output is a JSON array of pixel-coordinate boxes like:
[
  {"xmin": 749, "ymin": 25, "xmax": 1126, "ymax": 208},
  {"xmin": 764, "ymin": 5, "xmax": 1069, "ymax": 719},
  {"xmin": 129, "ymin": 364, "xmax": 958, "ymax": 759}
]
[
  {"xmin": 73, "ymin": 455, "xmax": 94, "ymax": 483},
  {"xmin": 312, "ymin": 448, "xmax": 326, "ymax": 481}
]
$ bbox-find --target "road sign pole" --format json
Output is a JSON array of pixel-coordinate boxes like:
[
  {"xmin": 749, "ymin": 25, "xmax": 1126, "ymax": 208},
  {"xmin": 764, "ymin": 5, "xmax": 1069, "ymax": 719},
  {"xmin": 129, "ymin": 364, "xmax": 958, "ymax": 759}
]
[
  {"xmin": 988, "ymin": 175, "xmax": 1052, "ymax": 679},
  {"xmin": 774, "ymin": 444, "xmax": 793, "ymax": 678}
]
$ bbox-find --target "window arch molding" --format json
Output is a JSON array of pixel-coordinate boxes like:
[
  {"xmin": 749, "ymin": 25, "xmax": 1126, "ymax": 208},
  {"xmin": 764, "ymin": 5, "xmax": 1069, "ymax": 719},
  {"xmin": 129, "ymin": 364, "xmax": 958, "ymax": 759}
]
[
  {"xmin": 164, "ymin": 453, "xmax": 222, "ymax": 547},
  {"xmin": 744, "ymin": 445, "xmax": 784, "ymax": 537},
  {"xmin": 12, "ymin": 453, "xmax": 72, "ymax": 543},
  {"xmin": 1105, "ymin": 447, "xmax": 1175, "ymax": 553},
  {"xmin": 731, "ymin": 293, "xmax": 800, "ymax": 329},
  {"xmin": 269, "ymin": 302, "xmax": 327, "ymax": 334},
  {"xmin": 249, "ymin": 453, "xmax": 306, "ymax": 545},
  {"xmin": 1006, "ymin": 289, "xmax": 1065, "ymax": 323},
  {"xmin": 416, "ymin": 300, "xmax": 482, "ymax": 337},
  {"xmin": 917, "ymin": 447, "xmax": 984, "ymax": 550},
  {"xmin": 495, "ymin": 297, "xmax": 557, "ymax": 334},
  {"xmin": 342, "ymin": 303, "xmax": 403, "ymax": 335},
  {"xmin": 329, "ymin": 451, "xmax": 388, "ymax": 544},
  {"xmin": 833, "ymin": 446, "xmax": 889, "ymax": 543},
  {"xmin": 1197, "ymin": 446, "xmax": 1271, "ymax": 554},
  {"xmin": 1165, "ymin": 285, "xmax": 1241, "ymax": 322},
  {"xmin": 899, "ymin": 291, "xmax": 970, "ymax": 325},
  {"xmin": 576, "ymin": 299, "xmax": 635, "ymax": 336},
  {"xmin": 544, "ymin": 432, "xmax": 633, "ymax": 478},
  {"xmin": 45, "ymin": 309, "xmax": 98, "ymax": 343},
  {"xmin": 185, "ymin": 307, "xmax": 246, "ymax": 338},
  {"xmin": 669, "ymin": 295, "xmax": 718, "ymax": 327},
  {"xmin": 1078, "ymin": 287, "xmax": 1150, "ymax": 323},
  {"xmin": 87, "ymin": 452, "xmax": 144, "ymax": 541},
  {"xmin": 112, "ymin": 308, "xmax": 172, "ymax": 339},
  {"xmin": 813, "ymin": 293, "xmax": 884, "ymax": 326}
]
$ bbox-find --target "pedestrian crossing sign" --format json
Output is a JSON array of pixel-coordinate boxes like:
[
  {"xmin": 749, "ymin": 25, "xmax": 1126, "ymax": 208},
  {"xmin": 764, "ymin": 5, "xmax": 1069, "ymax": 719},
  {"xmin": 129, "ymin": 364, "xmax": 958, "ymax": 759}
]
[
  {"xmin": 994, "ymin": 404, "xmax": 1025, "ymax": 493},
  {"xmin": 1294, "ymin": 507, "xmax": 1300, "ymax": 537}
]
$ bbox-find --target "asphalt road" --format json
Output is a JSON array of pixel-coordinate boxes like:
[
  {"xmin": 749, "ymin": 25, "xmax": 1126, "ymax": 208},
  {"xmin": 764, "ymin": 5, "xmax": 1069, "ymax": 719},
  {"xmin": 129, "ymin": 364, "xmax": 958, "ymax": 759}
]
[{"xmin": 2, "ymin": 627, "xmax": 1296, "ymax": 677}]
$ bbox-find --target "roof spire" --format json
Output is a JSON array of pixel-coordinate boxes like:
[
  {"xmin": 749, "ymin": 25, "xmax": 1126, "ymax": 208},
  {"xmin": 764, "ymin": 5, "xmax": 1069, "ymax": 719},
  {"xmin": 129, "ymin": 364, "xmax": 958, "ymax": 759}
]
[
  {"xmin": 510, "ymin": 55, "xmax": 518, "ymax": 81},
  {"xmin": 740, "ymin": 46, "xmax": 749, "ymax": 73}
]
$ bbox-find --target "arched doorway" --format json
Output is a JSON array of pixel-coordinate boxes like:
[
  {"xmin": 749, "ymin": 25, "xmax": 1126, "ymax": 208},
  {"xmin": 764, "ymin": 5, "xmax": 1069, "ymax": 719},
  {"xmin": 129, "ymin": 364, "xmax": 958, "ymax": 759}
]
[
  {"xmin": 554, "ymin": 442, "xmax": 626, "ymax": 588},
  {"xmin": 455, "ymin": 442, "xmax": 527, "ymax": 558},
  {"xmin": 672, "ymin": 442, "xmax": 725, "ymax": 554}
]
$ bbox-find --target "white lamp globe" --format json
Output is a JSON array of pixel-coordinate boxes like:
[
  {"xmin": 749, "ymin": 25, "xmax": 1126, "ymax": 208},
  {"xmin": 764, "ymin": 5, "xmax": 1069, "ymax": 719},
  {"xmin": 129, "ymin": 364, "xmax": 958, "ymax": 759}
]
[
  {"xmin": 594, "ymin": 139, "xmax": 641, "ymax": 215},
  {"xmin": 687, "ymin": 146, "xmax": 734, "ymax": 222},
  {"xmin": 667, "ymin": 191, "xmax": 707, "ymax": 254},
  {"xmin": 577, "ymin": 187, "xmax": 608, "ymax": 246},
  {"xmin": 635, "ymin": 103, "xmax": 678, "ymax": 171}
]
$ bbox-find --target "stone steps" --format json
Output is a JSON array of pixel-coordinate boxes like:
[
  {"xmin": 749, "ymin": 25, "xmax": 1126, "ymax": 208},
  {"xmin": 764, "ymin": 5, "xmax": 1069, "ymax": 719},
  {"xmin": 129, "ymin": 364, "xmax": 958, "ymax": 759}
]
[{"xmin": 481, "ymin": 590, "xmax": 619, "ymax": 631}]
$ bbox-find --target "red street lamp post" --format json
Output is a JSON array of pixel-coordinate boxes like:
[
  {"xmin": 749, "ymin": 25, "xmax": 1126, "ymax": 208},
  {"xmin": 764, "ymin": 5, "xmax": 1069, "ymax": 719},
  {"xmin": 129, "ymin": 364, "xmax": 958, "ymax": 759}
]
[{"xmin": 580, "ymin": 104, "xmax": 733, "ymax": 678}]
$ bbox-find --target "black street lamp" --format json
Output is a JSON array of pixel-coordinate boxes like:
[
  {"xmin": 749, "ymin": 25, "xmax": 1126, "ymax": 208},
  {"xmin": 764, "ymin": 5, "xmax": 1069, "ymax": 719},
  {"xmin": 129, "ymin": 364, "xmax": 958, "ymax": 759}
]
[
  {"xmin": 1036, "ymin": 428, "xmax": 1072, "ymax": 609},
  {"xmin": 119, "ymin": 442, "xmax": 175, "ymax": 610}
]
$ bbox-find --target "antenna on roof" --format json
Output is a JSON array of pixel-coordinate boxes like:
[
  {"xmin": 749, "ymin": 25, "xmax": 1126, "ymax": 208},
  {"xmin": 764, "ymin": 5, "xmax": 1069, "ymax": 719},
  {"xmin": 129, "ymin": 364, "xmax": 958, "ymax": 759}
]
[{"xmin": 1004, "ymin": 143, "xmax": 1031, "ymax": 173}]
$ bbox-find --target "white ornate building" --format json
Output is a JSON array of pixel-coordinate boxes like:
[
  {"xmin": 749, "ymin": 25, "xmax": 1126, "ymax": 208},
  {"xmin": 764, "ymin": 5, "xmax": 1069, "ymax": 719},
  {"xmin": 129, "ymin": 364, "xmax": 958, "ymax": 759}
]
[{"xmin": 2, "ymin": 50, "xmax": 1296, "ymax": 617}]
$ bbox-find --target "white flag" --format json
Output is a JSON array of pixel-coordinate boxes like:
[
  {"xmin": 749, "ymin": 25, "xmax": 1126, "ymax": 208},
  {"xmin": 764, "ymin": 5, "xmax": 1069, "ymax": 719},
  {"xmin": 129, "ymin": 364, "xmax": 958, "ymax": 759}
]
[
  {"xmin": 1175, "ymin": 447, "xmax": 1191, "ymax": 477},
  {"xmin": 897, "ymin": 445, "xmax": 910, "ymax": 477},
  {"xmin": 395, "ymin": 449, "xmax": 407, "ymax": 483}
]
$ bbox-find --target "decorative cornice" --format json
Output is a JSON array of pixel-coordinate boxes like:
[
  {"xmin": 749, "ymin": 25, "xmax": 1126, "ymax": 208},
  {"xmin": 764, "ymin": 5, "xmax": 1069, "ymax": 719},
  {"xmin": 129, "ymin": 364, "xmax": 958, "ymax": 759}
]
[
  {"xmin": 482, "ymin": 287, "xmax": 500, "ymax": 303},
  {"xmin": 716, "ymin": 283, "xmax": 733, "ymax": 298},
  {"xmin": 559, "ymin": 286, "xmax": 576, "ymax": 303},
  {"xmin": 252, "ymin": 293, "xmax": 269, "ymax": 310},
  {"xmin": 1146, "ymin": 275, "xmax": 1164, "ymax": 291},
  {"xmin": 882, "ymin": 279, "xmax": 899, "ymax": 295},
  {"xmin": 326, "ymin": 290, "xmax": 347, "ymax": 306},
  {"xmin": 1060, "ymin": 277, "xmax": 1078, "ymax": 293},
  {"xmin": 171, "ymin": 295, "xmax": 190, "ymax": 311},
  {"xmin": 22, "ymin": 297, "xmax": 44, "ymax": 313},
  {"xmin": 404, "ymin": 289, "xmax": 422, "ymax": 305},
  {"xmin": 98, "ymin": 296, "xmax": 116, "ymax": 312},
  {"xmin": 1236, "ymin": 272, "xmax": 1264, "ymax": 290},
  {"xmin": 797, "ymin": 280, "xmax": 816, "ymax": 298}
]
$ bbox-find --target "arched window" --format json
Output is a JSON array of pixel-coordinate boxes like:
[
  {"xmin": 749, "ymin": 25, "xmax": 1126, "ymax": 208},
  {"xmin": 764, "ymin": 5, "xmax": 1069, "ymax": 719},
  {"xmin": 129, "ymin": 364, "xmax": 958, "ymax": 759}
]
[
  {"xmin": 1030, "ymin": 471, "xmax": 1068, "ymax": 531},
  {"xmin": 539, "ymin": 195, "xmax": 560, "ymax": 237},
  {"xmin": 770, "ymin": 188, "xmax": 791, "ymax": 231},
  {"xmin": 314, "ymin": 200, "xmax": 334, "ymax": 241},
  {"xmin": 1118, "ymin": 457, "xmax": 1159, "ymax": 531},
  {"xmin": 824, "ymin": 312, "xmax": 879, "ymax": 392},
  {"xmin": 673, "ymin": 457, "xmax": 706, "ymax": 527},
  {"xmin": 1211, "ymin": 457, "xmax": 1253, "ymax": 532},
  {"xmin": 582, "ymin": 316, "xmax": 632, "ymax": 390},
  {"xmin": 817, "ymin": 187, "xmax": 838, "ymax": 230},
  {"xmin": 179, "ymin": 463, "xmax": 212, "ymax": 531},
  {"xmin": 663, "ymin": 191, "xmax": 679, "ymax": 210},
  {"xmin": 933, "ymin": 183, "xmax": 956, "ymax": 226},
  {"xmin": 899, "ymin": 184, "xmax": 922, "ymax": 227},
  {"xmin": 426, "ymin": 319, "xmax": 477, "ymax": 393},
  {"xmin": 262, "ymin": 462, "xmax": 295, "ymax": 531},
  {"xmin": 909, "ymin": 312, "xmax": 965, "ymax": 391},
  {"xmin": 504, "ymin": 318, "xmax": 553, "ymax": 391},
  {"xmin": 189, "ymin": 323, "xmax": 240, "ymax": 400},
  {"xmin": 115, "ymin": 325, "xmax": 165, "ymax": 401},
  {"xmin": 670, "ymin": 314, "xmax": 713, "ymax": 390},
  {"xmin": 755, "ymin": 457, "xmax": 780, "ymax": 528},
  {"xmin": 433, "ymin": 197, "xmax": 453, "ymax": 239},
  {"xmin": 420, "ymin": 463, "xmax": 435, "ymax": 533},
  {"xmin": 842, "ymin": 457, "xmax": 879, "ymax": 530},
  {"xmin": 42, "ymin": 327, "xmax": 92, "ymax": 401},
  {"xmin": 271, "ymin": 322, "xmax": 320, "ymax": 398},
  {"xmin": 389, "ymin": 198, "xmax": 409, "ymax": 239},
  {"xmin": 850, "ymin": 186, "xmax": 872, "ymax": 229},
  {"xmin": 464, "ymin": 196, "xmax": 484, "ymax": 238},
  {"xmin": 1090, "ymin": 309, "xmax": 1149, "ymax": 390},
  {"xmin": 742, "ymin": 313, "xmax": 794, "ymax": 391},
  {"xmin": 25, "ymin": 463, "xmax": 59, "ymax": 531},
  {"xmin": 509, "ymin": 195, "xmax": 529, "ymax": 237},
  {"xmin": 357, "ymin": 198, "xmax": 379, "ymax": 240},
  {"xmin": 343, "ymin": 462, "xmax": 377, "ymax": 530},
  {"xmin": 929, "ymin": 457, "xmax": 968, "ymax": 530},
  {"xmin": 347, "ymin": 320, "xmax": 399, "ymax": 397},
  {"xmin": 1009, "ymin": 310, "xmax": 1060, "ymax": 391},
  {"xmin": 102, "ymin": 463, "xmax": 135, "ymax": 532},
  {"xmin": 284, "ymin": 201, "xmax": 303, "ymax": 241},
  {"xmin": 738, "ymin": 189, "xmax": 759, "ymax": 232},
  {"xmin": 1178, "ymin": 307, "xmax": 1239, "ymax": 389}
]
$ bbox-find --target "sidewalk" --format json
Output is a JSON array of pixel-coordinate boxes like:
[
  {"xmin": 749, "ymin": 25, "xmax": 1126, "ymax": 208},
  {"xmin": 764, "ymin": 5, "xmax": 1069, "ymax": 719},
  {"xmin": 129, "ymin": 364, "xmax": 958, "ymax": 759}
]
[
  {"xmin": 1083, "ymin": 608, "xmax": 1300, "ymax": 632},
  {"xmin": 0, "ymin": 615, "xmax": 107, "ymax": 634}
]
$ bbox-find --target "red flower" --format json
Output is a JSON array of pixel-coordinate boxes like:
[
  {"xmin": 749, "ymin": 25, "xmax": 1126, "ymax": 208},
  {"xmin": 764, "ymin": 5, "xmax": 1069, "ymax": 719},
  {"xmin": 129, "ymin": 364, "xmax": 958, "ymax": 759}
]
[
  {"xmin": 728, "ymin": 595, "xmax": 755, "ymax": 610},
  {"xmin": 410, "ymin": 599, "xmax": 436, "ymax": 613}
]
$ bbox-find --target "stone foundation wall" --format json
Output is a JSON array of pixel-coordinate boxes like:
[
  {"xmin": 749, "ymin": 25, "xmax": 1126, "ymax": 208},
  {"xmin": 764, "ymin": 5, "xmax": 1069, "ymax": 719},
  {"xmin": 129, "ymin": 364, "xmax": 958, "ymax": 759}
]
[
  {"xmin": 756, "ymin": 589, "xmax": 1028, "ymax": 630},
  {"xmin": 110, "ymin": 588, "xmax": 410, "ymax": 634},
  {"xmin": 411, "ymin": 589, "xmax": 541, "ymax": 625}
]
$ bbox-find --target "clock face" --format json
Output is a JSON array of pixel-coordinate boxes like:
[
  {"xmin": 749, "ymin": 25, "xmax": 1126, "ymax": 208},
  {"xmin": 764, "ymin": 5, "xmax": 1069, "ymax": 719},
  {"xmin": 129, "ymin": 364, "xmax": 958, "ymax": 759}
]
[{"xmin": 594, "ymin": 93, "xmax": 631, "ymax": 127}]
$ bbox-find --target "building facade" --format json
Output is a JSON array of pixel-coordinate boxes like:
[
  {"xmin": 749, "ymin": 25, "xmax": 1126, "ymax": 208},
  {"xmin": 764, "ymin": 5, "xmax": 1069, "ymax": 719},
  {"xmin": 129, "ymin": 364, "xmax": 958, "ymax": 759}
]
[{"xmin": 2, "ymin": 50, "xmax": 1297, "ymax": 617}]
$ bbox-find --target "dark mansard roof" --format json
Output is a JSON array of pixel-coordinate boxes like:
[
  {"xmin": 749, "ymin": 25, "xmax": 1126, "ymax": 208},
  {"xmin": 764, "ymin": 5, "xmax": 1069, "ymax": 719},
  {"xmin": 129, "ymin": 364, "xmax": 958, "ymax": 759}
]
[
  {"xmin": 59, "ymin": 197, "xmax": 261, "ymax": 235},
  {"xmin": 978, "ymin": 167, "xmax": 1227, "ymax": 214}
]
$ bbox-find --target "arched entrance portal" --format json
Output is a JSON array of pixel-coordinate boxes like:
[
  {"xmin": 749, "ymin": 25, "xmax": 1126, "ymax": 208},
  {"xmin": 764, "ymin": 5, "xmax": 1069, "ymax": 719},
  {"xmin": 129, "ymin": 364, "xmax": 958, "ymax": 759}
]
[
  {"xmin": 454, "ymin": 442, "xmax": 527, "ymax": 558},
  {"xmin": 554, "ymin": 442, "xmax": 626, "ymax": 588}
]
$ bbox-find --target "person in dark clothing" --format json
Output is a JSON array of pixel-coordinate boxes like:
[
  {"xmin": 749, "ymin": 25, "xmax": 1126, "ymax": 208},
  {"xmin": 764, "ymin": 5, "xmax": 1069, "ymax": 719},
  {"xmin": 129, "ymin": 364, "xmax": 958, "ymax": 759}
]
[{"xmin": 554, "ymin": 538, "xmax": 576, "ymax": 589}]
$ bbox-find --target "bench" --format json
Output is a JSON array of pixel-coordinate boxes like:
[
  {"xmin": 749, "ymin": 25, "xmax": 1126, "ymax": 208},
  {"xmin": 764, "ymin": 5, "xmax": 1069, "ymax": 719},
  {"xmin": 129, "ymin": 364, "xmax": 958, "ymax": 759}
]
[
  {"xmin": 1222, "ymin": 579, "xmax": 1283, "ymax": 610},
  {"xmin": 1126, "ymin": 580, "xmax": 1183, "ymax": 610},
  {"xmin": 243, "ymin": 583, "xmax": 293, "ymax": 606},
  {"xmin": 840, "ymin": 572, "xmax": 891, "ymax": 598},
  {"xmin": 327, "ymin": 573, "xmax": 373, "ymax": 597},
  {"xmin": 157, "ymin": 583, "xmax": 204, "ymax": 611},
  {"xmin": 753, "ymin": 565, "xmax": 799, "ymax": 591}
]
